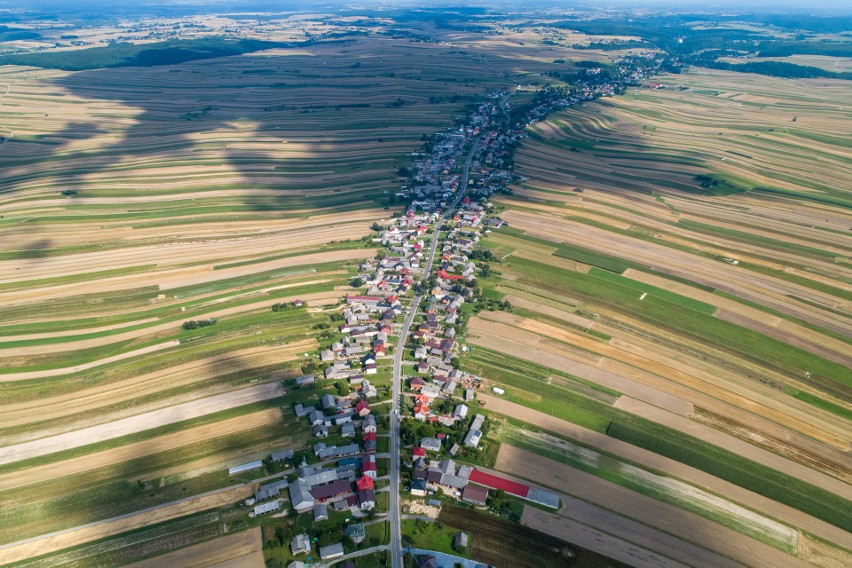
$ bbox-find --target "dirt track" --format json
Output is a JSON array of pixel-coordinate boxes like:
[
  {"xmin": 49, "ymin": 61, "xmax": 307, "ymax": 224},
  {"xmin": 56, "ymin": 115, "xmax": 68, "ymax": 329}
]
[
  {"xmin": 0, "ymin": 484, "xmax": 255, "ymax": 565},
  {"xmin": 0, "ymin": 409, "xmax": 281, "ymax": 492},
  {"xmin": 498, "ymin": 446, "xmax": 813, "ymax": 568},
  {"xmin": 0, "ymin": 382, "xmax": 283, "ymax": 465},
  {"xmin": 127, "ymin": 527, "xmax": 265, "ymax": 568},
  {"xmin": 482, "ymin": 395, "xmax": 852, "ymax": 549}
]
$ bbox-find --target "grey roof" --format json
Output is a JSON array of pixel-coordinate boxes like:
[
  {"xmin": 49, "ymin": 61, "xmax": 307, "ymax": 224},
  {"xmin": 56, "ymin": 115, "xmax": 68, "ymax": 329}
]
[
  {"xmin": 299, "ymin": 466, "xmax": 338, "ymax": 487},
  {"xmin": 253, "ymin": 500, "xmax": 280, "ymax": 515},
  {"xmin": 319, "ymin": 542, "xmax": 345, "ymax": 560},
  {"xmin": 290, "ymin": 533, "xmax": 311, "ymax": 555},
  {"xmin": 272, "ymin": 449, "xmax": 295, "ymax": 462},
  {"xmin": 288, "ymin": 481, "xmax": 314, "ymax": 512},
  {"xmin": 228, "ymin": 461, "xmax": 263, "ymax": 475},
  {"xmin": 295, "ymin": 375, "xmax": 315, "ymax": 385}
]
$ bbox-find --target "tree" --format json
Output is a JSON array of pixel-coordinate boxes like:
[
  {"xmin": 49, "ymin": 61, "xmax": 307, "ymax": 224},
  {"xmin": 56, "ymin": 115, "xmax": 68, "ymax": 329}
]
[{"xmin": 351, "ymin": 277, "xmax": 364, "ymax": 288}]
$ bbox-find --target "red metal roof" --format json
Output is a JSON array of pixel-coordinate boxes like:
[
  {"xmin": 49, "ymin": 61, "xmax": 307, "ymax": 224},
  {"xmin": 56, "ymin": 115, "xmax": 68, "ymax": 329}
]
[{"xmin": 468, "ymin": 470, "xmax": 529, "ymax": 497}]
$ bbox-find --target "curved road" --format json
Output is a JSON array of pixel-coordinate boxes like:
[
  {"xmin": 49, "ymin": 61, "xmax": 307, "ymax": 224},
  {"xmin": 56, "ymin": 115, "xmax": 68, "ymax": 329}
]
[{"xmin": 389, "ymin": 138, "xmax": 481, "ymax": 568}]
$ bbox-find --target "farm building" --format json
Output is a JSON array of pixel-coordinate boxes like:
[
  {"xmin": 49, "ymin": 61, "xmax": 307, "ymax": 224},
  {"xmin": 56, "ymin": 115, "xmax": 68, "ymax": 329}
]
[
  {"xmin": 310, "ymin": 480, "xmax": 352, "ymax": 502},
  {"xmin": 252, "ymin": 500, "xmax": 280, "ymax": 517},
  {"xmin": 295, "ymin": 375, "xmax": 315, "ymax": 388},
  {"xmin": 461, "ymin": 485, "xmax": 489, "ymax": 506},
  {"xmin": 463, "ymin": 414, "xmax": 485, "ymax": 448},
  {"xmin": 319, "ymin": 543, "xmax": 345, "ymax": 560},
  {"xmin": 455, "ymin": 532, "xmax": 469, "ymax": 550},
  {"xmin": 228, "ymin": 461, "xmax": 263, "ymax": 476},
  {"xmin": 313, "ymin": 503, "xmax": 329, "ymax": 521},
  {"xmin": 271, "ymin": 449, "xmax": 294, "ymax": 462}
]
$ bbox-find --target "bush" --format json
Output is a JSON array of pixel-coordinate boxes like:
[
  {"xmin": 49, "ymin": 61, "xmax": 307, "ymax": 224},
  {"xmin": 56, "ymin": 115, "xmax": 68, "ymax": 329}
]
[{"xmin": 181, "ymin": 318, "xmax": 216, "ymax": 330}]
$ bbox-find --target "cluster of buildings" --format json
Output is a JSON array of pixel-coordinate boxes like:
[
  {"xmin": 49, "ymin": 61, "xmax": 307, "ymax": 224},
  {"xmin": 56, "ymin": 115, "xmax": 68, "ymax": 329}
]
[
  {"xmin": 287, "ymin": 461, "xmax": 378, "ymax": 516},
  {"xmin": 409, "ymin": 457, "xmax": 490, "ymax": 507}
]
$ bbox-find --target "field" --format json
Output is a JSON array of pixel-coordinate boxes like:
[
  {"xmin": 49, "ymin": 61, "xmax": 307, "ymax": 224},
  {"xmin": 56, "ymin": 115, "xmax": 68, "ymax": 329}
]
[
  {"xmin": 438, "ymin": 504, "xmax": 631, "ymax": 568},
  {"xmin": 1, "ymin": 8, "xmax": 850, "ymax": 568},
  {"xmin": 459, "ymin": 63, "xmax": 852, "ymax": 567}
]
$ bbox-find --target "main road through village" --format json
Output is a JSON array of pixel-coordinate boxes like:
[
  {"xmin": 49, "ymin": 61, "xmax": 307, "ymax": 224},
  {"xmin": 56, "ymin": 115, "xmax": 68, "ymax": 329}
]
[{"xmin": 389, "ymin": 138, "xmax": 481, "ymax": 568}]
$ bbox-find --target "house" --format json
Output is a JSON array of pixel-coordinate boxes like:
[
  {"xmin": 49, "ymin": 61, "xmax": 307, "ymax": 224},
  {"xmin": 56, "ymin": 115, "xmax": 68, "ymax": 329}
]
[
  {"xmin": 321, "ymin": 394, "xmax": 337, "ymax": 410},
  {"xmin": 363, "ymin": 414, "xmax": 377, "ymax": 433},
  {"xmin": 363, "ymin": 431, "xmax": 377, "ymax": 453},
  {"xmin": 309, "ymin": 410, "xmax": 325, "ymax": 426},
  {"xmin": 414, "ymin": 346, "xmax": 428, "ymax": 359},
  {"xmin": 414, "ymin": 403, "xmax": 431, "ymax": 421},
  {"xmin": 420, "ymin": 437, "xmax": 442, "ymax": 452},
  {"xmin": 341, "ymin": 423, "xmax": 356, "ymax": 438},
  {"xmin": 294, "ymin": 375, "xmax": 315, "ymax": 388},
  {"xmin": 464, "ymin": 414, "xmax": 485, "ymax": 448},
  {"xmin": 411, "ymin": 479, "xmax": 427, "ymax": 497},
  {"xmin": 417, "ymin": 555, "xmax": 438, "ymax": 568},
  {"xmin": 363, "ymin": 454, "xmax": 378, "ymax": 478},
  {"xmin": 364, "ymin": 362, "xmax": 377, "ymax": 375},
  {"xmin": 290, "ymin": 533, "xmax": 311, "ymax": 556},
  {"xmin": 312, "ymin": 424, "xmax": 329, "ymax": 438},
  {"xmin": 358, "ymin": 488, "xmax": 376, "ymax": 510},
  {"xmin": 319, "ymin": 543, "xmax": 345, "ymax": 561},
  {"xmin": 412, "ymin": 447, "xmax": 426, "ymax": 460},
  {"xmin": 313, "ymin": 503, "xmax": 329, "ymax": 522},
  {"xmin": 320, "ymin": 349, "xmax": 335, "ymax": 362},
  {"xmin": 452, "ymin": 404, "xmax": 468, "ymax": 420},
  {"xmin": 410, "ymin": 376, "xmax": 424, "ymax": 390},
  {"xmin": 454, "ymin": 532, "xmax": 469, "ymax": 550},
  {"xmin": 462, "ymin": 484, "xmax": 489, "ymax": 506},
  {"xmin": 345, "ymin": 522, "xmax": 366, "ymax": 544},
  {"xmin": 354, "ymin": 401, "xmax": 371, "ymax": 417},
  {"xmin": 272, "ymin": 449, "xmax": 294, "ymax": 462},
  {"xmin": 356, "ymin": 474, "xmax": 374, "ymax": 491}
]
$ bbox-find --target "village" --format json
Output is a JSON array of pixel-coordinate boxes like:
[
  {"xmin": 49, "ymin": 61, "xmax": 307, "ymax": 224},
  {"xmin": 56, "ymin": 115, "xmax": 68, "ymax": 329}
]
[{"xmin": 223, "ymin": 58, "xmax": 668, "ymax": 567}]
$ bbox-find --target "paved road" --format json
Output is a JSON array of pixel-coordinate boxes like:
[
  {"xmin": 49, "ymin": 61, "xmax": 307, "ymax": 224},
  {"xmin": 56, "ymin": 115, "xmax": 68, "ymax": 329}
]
[{"xmin": 389, "ymin": 138, "xmax": 480, "ymax": 568}]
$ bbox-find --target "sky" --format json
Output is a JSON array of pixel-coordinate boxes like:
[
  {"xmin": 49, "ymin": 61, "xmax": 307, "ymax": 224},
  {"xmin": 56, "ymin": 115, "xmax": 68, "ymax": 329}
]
[{"xmin": 1, "ymin": 0, "xmax": 851, "ymax": 16}]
